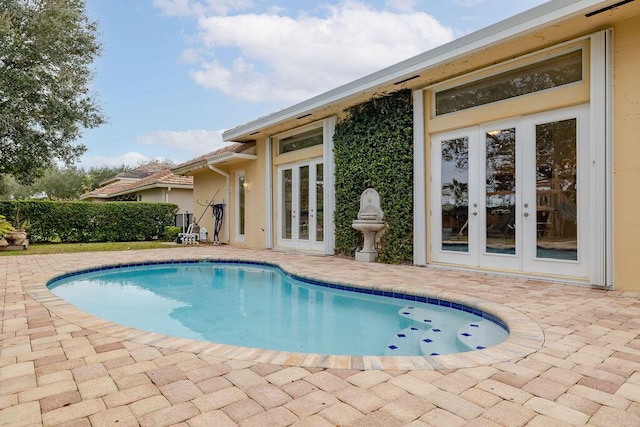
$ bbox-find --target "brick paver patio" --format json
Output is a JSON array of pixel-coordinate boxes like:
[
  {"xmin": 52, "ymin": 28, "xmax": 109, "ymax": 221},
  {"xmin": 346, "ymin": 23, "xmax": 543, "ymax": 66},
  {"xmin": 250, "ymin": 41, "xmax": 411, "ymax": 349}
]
[{"xmin": 1, "ymin": 246, "xmax": 639, "ymax": 426}]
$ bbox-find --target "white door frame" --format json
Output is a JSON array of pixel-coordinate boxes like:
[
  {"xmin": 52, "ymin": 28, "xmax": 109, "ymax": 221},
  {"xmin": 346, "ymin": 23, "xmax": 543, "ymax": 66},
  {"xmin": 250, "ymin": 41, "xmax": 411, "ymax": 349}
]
[
  {"xmin": 276, "ymin": 158, "xmax": 324, "ymax": 251},
  {"xmin": 430, "ymin": 105, "xmax": 590, "ymax": 280},
  {"xmin": 521, "ymin": 105, "xmax": 590, "ymax": 277},
  {"xmin": 431, "ymin": 126, "xmax": 479, "ymax": 266}
]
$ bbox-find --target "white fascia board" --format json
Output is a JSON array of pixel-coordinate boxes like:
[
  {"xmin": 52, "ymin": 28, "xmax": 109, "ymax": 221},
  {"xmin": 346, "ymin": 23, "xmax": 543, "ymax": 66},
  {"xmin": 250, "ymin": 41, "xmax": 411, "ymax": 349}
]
[
  {"xmin": 172, "ymin": 162, "xmax": 207, "ymax": 176},
  {"xmin": 79, "ymin": 194, "xmax": 108, "ymax": 200},
  {"xmin": 222, "ymin": 0, "xmax": 612, "ymax": 142},
  {"xmin": 110, "ymin": 183, "xmax": 192, "ymax": 197},
  {"xmin": 206, "ymin": 152, "xmax": 258, "ymax": 165}
]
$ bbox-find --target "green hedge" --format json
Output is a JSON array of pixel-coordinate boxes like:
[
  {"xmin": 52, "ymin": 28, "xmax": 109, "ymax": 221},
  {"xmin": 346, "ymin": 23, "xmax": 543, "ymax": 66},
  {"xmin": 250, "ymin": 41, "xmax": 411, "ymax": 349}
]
[
  {"xmin": 0, "ymin": 200, "xmax": 178, "ymax": 243},
  {"xmin": 333, "ymin": 90, "xmax": 413, "ymax": 263}
]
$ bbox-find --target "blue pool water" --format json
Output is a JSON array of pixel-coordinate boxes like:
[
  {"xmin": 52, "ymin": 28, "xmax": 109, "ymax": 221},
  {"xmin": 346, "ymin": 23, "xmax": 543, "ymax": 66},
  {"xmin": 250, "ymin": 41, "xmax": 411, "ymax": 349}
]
[{"xmin": 47, "ymin": 261, "xmax": 509, "ymax": 356}]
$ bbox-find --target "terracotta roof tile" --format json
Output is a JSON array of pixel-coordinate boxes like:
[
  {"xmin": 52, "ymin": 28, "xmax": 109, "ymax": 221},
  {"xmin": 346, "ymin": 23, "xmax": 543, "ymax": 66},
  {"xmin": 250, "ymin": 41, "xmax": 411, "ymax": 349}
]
[
  {"xmin": 116, "ymin": 162, "xmax": 175, "ymax": 179},
  {"xmin": 81, "ymin": 169, "xmax": 192, "ymax": 199},
  {"xmin": 172, "ymin": 143, "xmax": 251, "ymax": 173}
]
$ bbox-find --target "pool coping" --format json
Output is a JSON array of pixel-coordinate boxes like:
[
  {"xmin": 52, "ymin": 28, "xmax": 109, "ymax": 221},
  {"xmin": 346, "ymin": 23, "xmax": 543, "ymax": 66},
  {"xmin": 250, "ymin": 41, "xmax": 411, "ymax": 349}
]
[{"xmin": 26, "ymin": 256, "xmax": 545, "ymax": 370}]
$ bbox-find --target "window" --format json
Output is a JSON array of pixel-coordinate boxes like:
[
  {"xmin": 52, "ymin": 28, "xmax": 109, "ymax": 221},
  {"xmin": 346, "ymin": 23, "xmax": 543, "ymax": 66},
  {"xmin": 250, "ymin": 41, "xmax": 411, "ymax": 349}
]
[
  {"xmin": 435, "ymin": 50, "xmax": 583, "ymax": 116},
  {"xmin": 278, "ymin": 129, "xmax": 323, "ymax": 154},
  {"xmin": 236, "ymin": 171, "xmax": 245, "ymax": 242}
]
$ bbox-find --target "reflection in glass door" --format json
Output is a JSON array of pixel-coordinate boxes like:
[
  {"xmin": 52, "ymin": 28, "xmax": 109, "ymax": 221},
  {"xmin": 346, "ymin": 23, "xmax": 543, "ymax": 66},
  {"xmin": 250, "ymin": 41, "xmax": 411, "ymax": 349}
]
[
  {"xmin": 535, "ymin": 118, "xmax": 578, "ymax": 260},
  {"xmin": 440, "ymin": 136, "xmax": 470, "ymax": 252},
  {"xmin": 484, "ymin": 128, "xmax": 516, "ymax": 255},
  {"xmin": 278, "ymin": 159, "xmax": 324, "ymax": 251}
]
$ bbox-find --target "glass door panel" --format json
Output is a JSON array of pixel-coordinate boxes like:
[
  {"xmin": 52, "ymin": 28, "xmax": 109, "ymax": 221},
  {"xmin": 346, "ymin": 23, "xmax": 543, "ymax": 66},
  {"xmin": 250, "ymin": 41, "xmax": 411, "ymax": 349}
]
[
  {"xmin": 431, "ymin": 128, "xmax": 478, "ymax": 266},
  {"xmin": 316, "ymin": 164, "xmax": 324, "ymax": 242},
  {"xmin": 522, "ymin": 105, "xmax": 588, "ymax": 278},
  {"xmin": 440, "ymin": 137, "xmax": 470, "ymax": 253},
  {"xmin": 484, "ymin": 127, "xmax": 516, "ymax": 255},
  {"xmin": 281, "ymin": 169, "xmax": 292, "ymax": 240},
  {"xmin": 299, "ymin": 165, "xmax": 309, "ymax": 240},
  {"xmin": 535, "ymin": 118, "xmax": 577, "ymax": 260}
]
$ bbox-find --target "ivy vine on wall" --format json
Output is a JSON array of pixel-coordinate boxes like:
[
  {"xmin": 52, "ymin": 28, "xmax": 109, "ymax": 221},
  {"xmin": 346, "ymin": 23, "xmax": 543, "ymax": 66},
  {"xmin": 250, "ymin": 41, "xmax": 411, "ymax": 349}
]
[{"xmin": 333, "ymin": 89, "xmax": 413, "ymax": 263}]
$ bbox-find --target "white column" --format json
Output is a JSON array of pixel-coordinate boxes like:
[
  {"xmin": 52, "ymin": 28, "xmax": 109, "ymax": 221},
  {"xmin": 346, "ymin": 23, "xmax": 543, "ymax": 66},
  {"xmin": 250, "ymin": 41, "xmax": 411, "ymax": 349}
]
[
  {"xmin": 413, "ymin": 90, "xmax": 427, "ymax": 266},
  {"xmin": 323, "ymin": 116, "xmax": 337, "ymax": 255},
  {"xmin": 264, "ymin": 137, "xmax": 273, "ymax": 249},
  {"xmin": 589, "ymin": 29, "xmax": 613, "ymax": 288}
]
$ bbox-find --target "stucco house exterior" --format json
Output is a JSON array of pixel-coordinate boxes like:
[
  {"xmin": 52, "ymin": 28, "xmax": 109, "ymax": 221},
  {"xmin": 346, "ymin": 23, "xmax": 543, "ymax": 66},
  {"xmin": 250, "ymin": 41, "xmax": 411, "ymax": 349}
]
[
  {"xmin": 174, "ymin": 0, "xmax": 640, "ymax": 291},
  {"xmin": 81, "ymin": 164, "xmax": 194, "ymax": 216}
]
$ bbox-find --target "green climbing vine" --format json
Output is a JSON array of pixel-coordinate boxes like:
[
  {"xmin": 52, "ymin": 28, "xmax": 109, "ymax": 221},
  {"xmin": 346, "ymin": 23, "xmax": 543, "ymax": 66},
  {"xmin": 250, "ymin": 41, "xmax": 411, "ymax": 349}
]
[{"xmin": 333, "ymin": 89, "xmax": 413, "ymax": 263}]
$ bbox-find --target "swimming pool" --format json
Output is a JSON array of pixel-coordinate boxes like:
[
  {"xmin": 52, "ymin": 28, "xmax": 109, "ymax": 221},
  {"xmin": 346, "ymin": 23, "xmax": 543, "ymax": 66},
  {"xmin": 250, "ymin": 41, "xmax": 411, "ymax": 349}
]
[{"xmin": 47, "ymin": 260, "xmax": 509, "ymax": 357}]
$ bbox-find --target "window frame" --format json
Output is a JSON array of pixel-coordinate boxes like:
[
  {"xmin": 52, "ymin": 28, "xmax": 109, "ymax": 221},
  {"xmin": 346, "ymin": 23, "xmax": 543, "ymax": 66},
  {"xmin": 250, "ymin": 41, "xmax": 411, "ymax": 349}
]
[
  {"xmin": 430, "ymin": 42, "xmax": 587, "ymax": 119},
  {"xmin": 235, "ymin": 170, "xmax": 246, "ymax": 243},
  {"xmin": 276, "ymin": 122, "xmax": 324, "ymax": 156}
]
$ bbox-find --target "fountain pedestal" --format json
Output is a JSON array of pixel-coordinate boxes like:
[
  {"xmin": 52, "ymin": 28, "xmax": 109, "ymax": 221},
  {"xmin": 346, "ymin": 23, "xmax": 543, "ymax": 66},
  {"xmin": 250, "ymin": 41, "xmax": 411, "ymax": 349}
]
[
  {"xmin": 352, "ymin": 220, "xmax": 385, "ymax": 262},
  {"xmin": 352, "ymin": 188, "xmax": 385, "ymax": 263}
]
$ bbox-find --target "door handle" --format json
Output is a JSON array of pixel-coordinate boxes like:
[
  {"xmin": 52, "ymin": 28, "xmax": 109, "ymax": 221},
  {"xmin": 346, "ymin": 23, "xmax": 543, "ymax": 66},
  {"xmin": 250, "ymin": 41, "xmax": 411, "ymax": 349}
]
[{"xmin": 523, "ymin": 212, "xmax": 529, "ymax": 217}]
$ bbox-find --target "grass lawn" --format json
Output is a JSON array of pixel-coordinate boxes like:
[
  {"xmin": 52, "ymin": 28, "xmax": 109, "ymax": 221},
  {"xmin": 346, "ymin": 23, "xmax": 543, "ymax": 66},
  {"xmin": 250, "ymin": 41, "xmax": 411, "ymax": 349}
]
[{"xmin": 0, "ymin": 241, "xmax": 177, "ymax": 256}]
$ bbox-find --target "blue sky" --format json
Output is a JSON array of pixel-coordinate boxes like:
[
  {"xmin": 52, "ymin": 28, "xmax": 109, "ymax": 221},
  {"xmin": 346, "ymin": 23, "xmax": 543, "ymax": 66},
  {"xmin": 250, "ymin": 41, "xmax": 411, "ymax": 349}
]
[{"xmin": 79, "ymin": 0, "xmax": 548, "ymax": 169}]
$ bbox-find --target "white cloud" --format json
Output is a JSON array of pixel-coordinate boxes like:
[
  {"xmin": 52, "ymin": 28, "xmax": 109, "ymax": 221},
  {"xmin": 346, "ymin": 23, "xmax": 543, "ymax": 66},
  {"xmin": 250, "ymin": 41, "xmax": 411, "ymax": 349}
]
[
  {"xmin": 386, "ymin": 0, "xmax": 417, "ymax": 12},
  {"xmin": 180, "ymin": 47, "xmax": 203, "ymax": 64},
  {"xmin": 78, "ymin": 152, "xmax": 154, "ymax": 169},
  {"xmin": 153, "ymin": 0, "xmax": 252, "ymax": 17},
  {"xmin": 153, "ymin": 0, "xmax": 192, "ymax": 16},
  {"xmin": 193, "ymin": 2, "xmax": 453, "ymax": 102},
  {"xmin": 453, "ymin": 0, "xmax": 484, "ymax": 7},
  {"xmin": 137, "ymin": 129, "xmax": 228, "ymax": 156},
  {"xmin": 157, "ymin": 1, "xmax": 454, "ymax": 103}
]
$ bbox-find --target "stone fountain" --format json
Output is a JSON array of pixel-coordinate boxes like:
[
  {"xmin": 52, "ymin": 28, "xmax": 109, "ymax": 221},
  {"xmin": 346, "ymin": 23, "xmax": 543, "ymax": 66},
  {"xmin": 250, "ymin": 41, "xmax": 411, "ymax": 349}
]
[{"xmin": 352, "ymin": 188, "xmax": 385, "ymax": 262}]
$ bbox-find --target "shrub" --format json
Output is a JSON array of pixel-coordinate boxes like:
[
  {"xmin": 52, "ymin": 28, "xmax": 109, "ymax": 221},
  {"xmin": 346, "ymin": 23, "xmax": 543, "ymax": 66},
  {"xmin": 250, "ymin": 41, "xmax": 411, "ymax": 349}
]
[
  {"xmin": 0, "ymin": 200, "xmax": 178, "ymax": 243},
  {"xmin": 0, "ymin": 215, "xmax": 14, "ymax": 239},
  {"xmin": 333, "ymin": 90, "xmax": 413, "ymax": 263},
  {"xmin": 163, "ymin": 226, "xmax": 181, "ymax": 242}
]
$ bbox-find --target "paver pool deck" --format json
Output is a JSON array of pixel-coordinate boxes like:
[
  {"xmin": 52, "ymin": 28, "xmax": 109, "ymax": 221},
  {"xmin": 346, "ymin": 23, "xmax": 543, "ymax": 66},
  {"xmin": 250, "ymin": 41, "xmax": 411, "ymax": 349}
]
[{"xmin": 1, "ymin": 246, "xmax": 639, "ymax": 426}]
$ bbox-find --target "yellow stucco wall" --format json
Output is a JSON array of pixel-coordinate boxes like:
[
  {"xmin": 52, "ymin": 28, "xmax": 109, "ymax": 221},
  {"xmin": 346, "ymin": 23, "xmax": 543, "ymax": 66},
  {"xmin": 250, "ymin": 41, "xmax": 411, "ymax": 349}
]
[
  {"xmin": 166, "ymin": 188, "xmax": 193, "ymax": 214},
  {"xmin": 138, "ymin": 188, "xmax": 163, "ymax": 203},
  {"xmin": 612, "ymin": 14, "xmax": 640, "ymax": 291},
  {"xmin": 189, "ymin": 150, "xmax": 264, "ymax": 247},
  {"xmin": 191, "ymin": 170, "xmax": 227, "ymax": 243},
  {"xmin": 241, "ymin": 141, "xmax": 266, "ymax": 248}
]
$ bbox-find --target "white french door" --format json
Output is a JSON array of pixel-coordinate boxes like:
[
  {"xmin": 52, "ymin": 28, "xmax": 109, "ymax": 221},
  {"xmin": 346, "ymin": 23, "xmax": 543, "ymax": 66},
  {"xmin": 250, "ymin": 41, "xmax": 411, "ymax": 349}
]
[
  {"xmin": 277, "ymin": 159, "xmax": 324, "ymax": 251},
  {"xmin": 431, "ymin": 105, "xmax": 589, "ymax": 279}
]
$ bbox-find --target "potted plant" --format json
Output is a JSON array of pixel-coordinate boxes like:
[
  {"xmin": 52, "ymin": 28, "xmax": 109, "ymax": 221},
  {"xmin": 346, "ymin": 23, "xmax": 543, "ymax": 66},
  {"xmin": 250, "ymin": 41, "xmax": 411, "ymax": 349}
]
[
  {"xmin": 6, "ymin": 215, "xmax": 30, "ymax": 247},
  {"xmin": 0, "ymin": 215, "xmax": 15, "ymax": 247}
]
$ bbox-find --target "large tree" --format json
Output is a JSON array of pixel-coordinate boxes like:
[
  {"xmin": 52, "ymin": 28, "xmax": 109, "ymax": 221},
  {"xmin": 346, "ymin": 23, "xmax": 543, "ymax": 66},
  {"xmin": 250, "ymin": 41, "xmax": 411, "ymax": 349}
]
[{"xmin": 0, "ymin": 0, "xmax": 105, "ymax": 184}]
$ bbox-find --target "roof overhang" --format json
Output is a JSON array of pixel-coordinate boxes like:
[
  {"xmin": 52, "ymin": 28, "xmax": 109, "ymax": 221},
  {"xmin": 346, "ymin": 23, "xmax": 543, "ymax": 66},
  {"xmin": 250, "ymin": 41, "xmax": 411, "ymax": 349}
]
[
  {"xmin": 206, "ymin": 152, "xmax": 257, "ymax": 167},
  {"xmin": 79, "ymin": 193, "xmax": 107, "ymax": 200},
  {"xmin": 116, "ymin": 183, "xmax": 193, "ymax": 195},
  {"xmin": 222, "ymin": 0, "xmax": 639, "ymax": 142},
  {"xmin": 172, "ymin": 160, "xmax": 208, "ymax": 176},
  {"xmin": 80, "ymin": 183, "xmax": 193, "ymax": 200}
]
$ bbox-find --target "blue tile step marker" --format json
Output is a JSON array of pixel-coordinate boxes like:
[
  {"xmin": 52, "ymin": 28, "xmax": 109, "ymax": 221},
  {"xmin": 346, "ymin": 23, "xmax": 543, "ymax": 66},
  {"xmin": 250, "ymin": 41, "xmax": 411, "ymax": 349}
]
[
  {"xmin": 418, "ymin": 326, "xmax": 447, "ymax": 356},
  {"xmin": 398, "ymin": 305, "xmax": 447, "ymax": 328},
  {"xmin": 384, "ymin": 326, "xmax": 425, "ymax": 356},
  {"xmin": 456, "ymin": 320, "xmax": 494, "ymax": 351}
]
